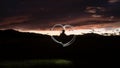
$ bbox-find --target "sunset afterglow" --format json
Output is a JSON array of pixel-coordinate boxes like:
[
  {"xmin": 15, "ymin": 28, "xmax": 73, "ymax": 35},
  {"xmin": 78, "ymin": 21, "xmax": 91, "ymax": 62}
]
[{"xmin": 17, "ymin": 27, "xmax": 120, "ymax": 36}]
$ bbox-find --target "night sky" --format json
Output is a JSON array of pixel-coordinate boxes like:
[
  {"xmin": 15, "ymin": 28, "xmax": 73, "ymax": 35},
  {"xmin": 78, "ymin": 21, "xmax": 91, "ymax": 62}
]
[{"xmin": 0, "ymin": 0, "xmax": 120, "ymax": 34}]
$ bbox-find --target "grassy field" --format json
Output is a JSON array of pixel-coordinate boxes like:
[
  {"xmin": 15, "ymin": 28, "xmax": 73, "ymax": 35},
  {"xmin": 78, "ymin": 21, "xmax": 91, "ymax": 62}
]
[{"xmin": 0, "ymin": 59, "xmax": 73, "ymax": 68}]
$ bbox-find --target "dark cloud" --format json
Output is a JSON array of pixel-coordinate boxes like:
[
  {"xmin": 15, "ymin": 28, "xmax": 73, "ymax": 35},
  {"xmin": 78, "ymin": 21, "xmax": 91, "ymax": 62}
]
[{"xmin": 0, "ymin": 0, "xmax": 120, "ymax": 30}]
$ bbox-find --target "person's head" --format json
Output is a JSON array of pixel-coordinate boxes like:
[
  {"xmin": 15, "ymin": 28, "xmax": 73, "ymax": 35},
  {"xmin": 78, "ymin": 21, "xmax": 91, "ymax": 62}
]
[{"xmin": 62, "ymin": 30, "xmax": 65, "ymax": 33}]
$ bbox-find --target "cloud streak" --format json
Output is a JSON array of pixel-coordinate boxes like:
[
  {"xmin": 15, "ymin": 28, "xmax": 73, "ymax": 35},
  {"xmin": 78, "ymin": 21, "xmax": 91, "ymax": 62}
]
[{"xmin": 0, "ymin": 0, "xmax": 120, "ymax": 33}]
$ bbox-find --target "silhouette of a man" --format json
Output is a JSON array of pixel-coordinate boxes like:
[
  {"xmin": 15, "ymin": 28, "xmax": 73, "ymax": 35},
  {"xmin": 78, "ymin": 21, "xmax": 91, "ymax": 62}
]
[
  {"xmin": 60, "ymin": 30, "xmax": 66, "ymax": 36},
  {"xmin": 59, "ymin": 29, "xmax": 67, "ymax": 43}
]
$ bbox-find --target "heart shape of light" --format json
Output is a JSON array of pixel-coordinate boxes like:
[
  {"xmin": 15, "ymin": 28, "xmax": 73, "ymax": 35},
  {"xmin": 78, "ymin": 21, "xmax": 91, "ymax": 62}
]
[{"xmin": 51, "ymin": 24, "xmax": 76, "ymax": 47}]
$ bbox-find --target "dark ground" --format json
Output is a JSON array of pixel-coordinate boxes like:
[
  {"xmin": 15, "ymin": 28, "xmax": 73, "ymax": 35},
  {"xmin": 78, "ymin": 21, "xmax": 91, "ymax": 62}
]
[{"xmin": 0, "ymin": 29, "xmax": 120, "ymax": 68}]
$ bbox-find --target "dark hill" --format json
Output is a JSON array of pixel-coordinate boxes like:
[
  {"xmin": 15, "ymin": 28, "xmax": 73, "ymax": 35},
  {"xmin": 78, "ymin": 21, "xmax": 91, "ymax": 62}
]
[{"xmin": 0, "ymin": 29, "xmax": 120, "ymax": 66}]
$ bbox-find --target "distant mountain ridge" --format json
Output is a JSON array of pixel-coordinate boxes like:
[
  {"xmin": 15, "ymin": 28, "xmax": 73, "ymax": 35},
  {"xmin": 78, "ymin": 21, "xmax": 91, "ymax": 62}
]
[
  {"xmin": 0, "ymin": 29, "xmax": 120, "ymax": 63},
  {"xmin": 0, "ymin": 29, "xmax": 103, "ymax": 37}
]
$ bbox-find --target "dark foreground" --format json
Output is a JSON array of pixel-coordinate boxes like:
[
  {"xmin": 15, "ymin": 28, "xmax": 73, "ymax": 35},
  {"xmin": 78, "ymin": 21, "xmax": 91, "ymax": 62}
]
[{"xmin": 0, "ymin": 29, "xmax": 120, "ymax": 68}]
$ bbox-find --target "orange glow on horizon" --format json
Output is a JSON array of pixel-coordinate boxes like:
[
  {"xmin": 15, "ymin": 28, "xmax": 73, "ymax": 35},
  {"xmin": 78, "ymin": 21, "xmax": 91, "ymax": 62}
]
[{"xmin": 16, "ymin": 28, "xmax": 120, "ymax": 36}]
